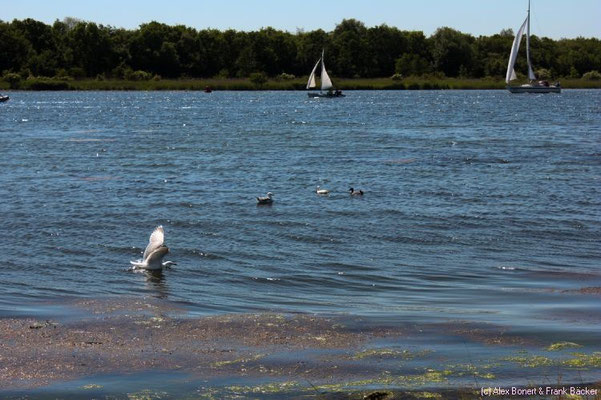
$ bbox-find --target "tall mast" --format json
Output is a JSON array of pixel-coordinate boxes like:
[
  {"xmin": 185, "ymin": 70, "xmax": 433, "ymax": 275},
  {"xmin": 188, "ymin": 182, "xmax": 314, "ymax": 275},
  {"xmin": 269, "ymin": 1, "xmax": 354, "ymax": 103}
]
[
  {"xmin": 526, "ymin": 0, "xmax": 536, "ymax": 80},
  {"xmin": 526, "ymin": 0, "xmax": 530, "ymax": 65}
]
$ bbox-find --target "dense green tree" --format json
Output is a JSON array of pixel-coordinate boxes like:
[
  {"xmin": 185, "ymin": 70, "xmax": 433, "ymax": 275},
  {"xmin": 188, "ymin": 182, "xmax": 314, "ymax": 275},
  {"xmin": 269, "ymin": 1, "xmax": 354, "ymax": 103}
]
[
  {"xmin": 197, "ymin": 29, "xmax": 226, "ymax": 76},
  {"xmin": 0, "ymin": 22, "xmax": 31, "ymax": 73},
  {"xmin": 128, "ymin": 22, "xmax": 182, "ymax": 77},
  {"xmin": 555, "ymin": 38, "xmax": 601, "ymax": 77},
  {"xmin": 395, "ymin": 53, "xmax": 431, "ymax": 76},
  {"xmin": 67, "ymin": 22, "xmax": 116, "ymax": 76},
  {"xmin": 174, "ymin": 28, "xmax": 202, "ymax": 76},
  {"xmin": 1, "ymin": 17, "xmax": 599, "ymax": 81},
  {"xmin": 366, "ymin": 24, "xmax": 408, "ymax": 77},
  {"xmin": 431, "ymin": 27, "xmax": 474, "ymax": 77},
  {"xmin": 472, "ymin": 31, "xmax": 513, "ymax": 78},
  {"xmin": 295, "ymin": 29, "xmax": 329, "ymax": 75},
  {"xmin": 404, "ymin": 31, "xmax": 431, "ymax": 59},
  {"xmin": 11, "ymin": 18, "xmax": 59, "ymax": 76},
  {"xmin": 331, "ymin": 19, "xmax": 369, "ymax": 77}
]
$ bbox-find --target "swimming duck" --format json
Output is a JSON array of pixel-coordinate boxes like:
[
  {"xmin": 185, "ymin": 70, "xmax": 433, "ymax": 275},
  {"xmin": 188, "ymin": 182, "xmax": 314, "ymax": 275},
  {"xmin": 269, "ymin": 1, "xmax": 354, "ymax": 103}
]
[
  {"xmin": 257, "ymin": 192, "xmax": 274, "ymax": 205},
  {"xmin": 349, "ymin": 187, "xmax": 364, "ymax": 196},
  {"xmin": 316, "ymin": 186, "xmax": 330, "ymax": 195}
]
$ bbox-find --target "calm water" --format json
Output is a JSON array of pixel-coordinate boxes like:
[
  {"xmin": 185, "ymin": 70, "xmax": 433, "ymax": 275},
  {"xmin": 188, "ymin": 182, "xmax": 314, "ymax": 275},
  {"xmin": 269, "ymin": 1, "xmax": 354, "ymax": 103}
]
[{"xmin": 1, "ymin": 90, "xmax": 600, "ymax": 331}]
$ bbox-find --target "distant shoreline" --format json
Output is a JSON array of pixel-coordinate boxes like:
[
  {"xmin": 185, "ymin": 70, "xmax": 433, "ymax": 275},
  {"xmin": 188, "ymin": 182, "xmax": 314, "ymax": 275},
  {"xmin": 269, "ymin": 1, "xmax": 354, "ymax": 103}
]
[{"xmin": 2, "ymin": 77, "xmax": 601, "ymax": 91}]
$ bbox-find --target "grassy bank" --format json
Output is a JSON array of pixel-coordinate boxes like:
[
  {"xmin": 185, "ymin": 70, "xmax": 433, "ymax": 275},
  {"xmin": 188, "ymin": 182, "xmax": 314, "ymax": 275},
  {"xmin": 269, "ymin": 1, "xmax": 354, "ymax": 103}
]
[{"xmin": 2, "ymin": 77, "xmax": 601, "ymax": 91}]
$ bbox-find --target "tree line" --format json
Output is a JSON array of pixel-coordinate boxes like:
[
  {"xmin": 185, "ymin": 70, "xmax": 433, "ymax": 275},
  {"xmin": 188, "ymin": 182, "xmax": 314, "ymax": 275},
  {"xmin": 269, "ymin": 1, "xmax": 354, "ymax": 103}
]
[{"xmin": 1, "ymin": 17, "xmax": 600, "ymax": 81}]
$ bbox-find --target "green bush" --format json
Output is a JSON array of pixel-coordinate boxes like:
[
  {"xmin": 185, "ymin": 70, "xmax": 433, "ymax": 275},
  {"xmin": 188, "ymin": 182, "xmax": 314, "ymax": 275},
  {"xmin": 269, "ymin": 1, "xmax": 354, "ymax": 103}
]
[
  {"xmin": 249, "ymin": 72, "xmax": 268, "ymax": 86},
  {"xmin": 3, "ymin": 72, "xmax": 22, "ymax": 89},
  {"xmin": 569, "ymin": 67, "xmax": 580, "ymax": 78},
  {"xmin": 111, "ymin": 64, "xmax": 128, "ymax": 79},
  {"xmin": 395, "ymin": 53, "xmax": 431, "ymax": 76},
  {"xmin": 391, "ymin": 73, "xmax": 403, "ymax": 81},
  {"xmin": 123, "ymin": 69, "xmax": 152, "ymax": 81},
  {"xmin": 535, "ymin": 68, "xmax": 551, "ymax": 79},
  {"xmin": 216, "ymin": 69, "xmax": 230, "ymax": 79},
  {"xmin": 582, "ymin": 70, "xmax": 601, "ymax": 80},
  {"xmin": 135, "ymin": 70, "xmax": 153, "ymax": 81},
  {"xmin": 276, "ymin": 72, "xmax": 295, "ymax": 81}
]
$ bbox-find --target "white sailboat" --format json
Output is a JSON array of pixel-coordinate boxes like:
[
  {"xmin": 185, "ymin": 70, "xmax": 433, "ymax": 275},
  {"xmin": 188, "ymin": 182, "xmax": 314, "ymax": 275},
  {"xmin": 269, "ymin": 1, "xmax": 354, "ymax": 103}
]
[
  {"xmin": 307, "ymin": 49, "xmax": 344, "ymax": 98},
  {"xmin": 506, "ymin": 0, "xmax": 560, "ymax": 93}
]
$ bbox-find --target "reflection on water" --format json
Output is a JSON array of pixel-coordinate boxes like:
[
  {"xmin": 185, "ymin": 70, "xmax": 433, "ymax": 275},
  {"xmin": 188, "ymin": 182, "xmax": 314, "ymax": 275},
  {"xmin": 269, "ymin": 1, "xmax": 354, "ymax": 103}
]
[{"xmin": 143, "ymin": 270, "xmax": 169, "ymax": 299}]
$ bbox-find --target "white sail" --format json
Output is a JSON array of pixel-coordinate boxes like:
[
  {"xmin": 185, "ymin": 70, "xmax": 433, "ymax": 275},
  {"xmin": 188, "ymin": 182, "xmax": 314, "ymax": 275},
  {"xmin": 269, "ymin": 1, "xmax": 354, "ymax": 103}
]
[
  {"xmin": 505, "ymin": 15, "xmax": 529, "ymax": 84},
  {"xmin": 306, "ymin": 57, "xmax": 321, "ymax": 89},
  {"xmin": 321, "ymin": 60, "xmax": 333, "ymax": 91},
  {"xmin": 525, "ymin": 2, "xmax": 536, "ymax": 80}
]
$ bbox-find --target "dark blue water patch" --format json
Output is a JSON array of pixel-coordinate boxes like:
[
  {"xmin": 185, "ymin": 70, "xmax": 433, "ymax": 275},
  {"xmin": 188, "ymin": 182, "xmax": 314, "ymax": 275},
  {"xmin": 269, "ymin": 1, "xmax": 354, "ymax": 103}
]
[{"xmin": 0, "ymin": 297, "xmax": 90, "ymax": 321}]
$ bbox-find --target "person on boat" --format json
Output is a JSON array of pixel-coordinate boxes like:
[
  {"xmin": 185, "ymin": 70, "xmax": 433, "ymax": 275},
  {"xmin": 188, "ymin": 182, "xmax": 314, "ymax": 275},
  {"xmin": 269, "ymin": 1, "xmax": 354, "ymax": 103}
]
[{"xmin": 335, "ymin": 89, "xmax": 342, "ymax": 96}]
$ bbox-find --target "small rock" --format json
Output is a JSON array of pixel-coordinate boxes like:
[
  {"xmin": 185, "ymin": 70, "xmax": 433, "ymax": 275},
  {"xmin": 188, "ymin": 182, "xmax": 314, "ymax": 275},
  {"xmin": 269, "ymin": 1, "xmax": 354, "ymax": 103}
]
[{"xmin": 363, "ymin": 392, "xmax": 392, "ymax": 400}]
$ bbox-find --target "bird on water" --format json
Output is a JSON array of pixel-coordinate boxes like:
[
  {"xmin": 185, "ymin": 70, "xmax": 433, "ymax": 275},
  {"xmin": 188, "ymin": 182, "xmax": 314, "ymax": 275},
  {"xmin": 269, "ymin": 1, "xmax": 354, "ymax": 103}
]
[
  {"xmin": 257, "ymin": 192, "xmax": 274, "ymax": 205},
  {"xmin": 349, "ymin": 187, "xmax": 364, "ymax": 196},
  {"xmin": 316, "ymin": 186, "xmax": 330, "ymax": 195},
  {"xmin": 130, "ymin": 226, "xmax": 176, "ymax": 270}
]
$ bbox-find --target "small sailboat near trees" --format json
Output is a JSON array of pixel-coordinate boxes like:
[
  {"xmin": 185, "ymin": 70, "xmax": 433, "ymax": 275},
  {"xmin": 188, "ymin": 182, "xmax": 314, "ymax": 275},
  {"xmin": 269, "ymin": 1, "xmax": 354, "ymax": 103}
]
[
  {"xmin": 307, "ymin": 50, "xmax": 344, "ymax": 98},
  {"xmin": 506, "ymin": 0, "xmax": 560, "ymax": 93}
]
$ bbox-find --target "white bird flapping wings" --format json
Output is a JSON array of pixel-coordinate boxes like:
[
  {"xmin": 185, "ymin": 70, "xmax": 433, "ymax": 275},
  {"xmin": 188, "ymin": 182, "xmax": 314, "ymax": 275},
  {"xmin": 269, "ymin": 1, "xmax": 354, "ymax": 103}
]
[
  {"xmin": 143, "ymin": 226, "xmax": 164, "ymax": 261},
  {"xmin": 131, "ymin": 225, "xmax": 174, "ymax": 270}
]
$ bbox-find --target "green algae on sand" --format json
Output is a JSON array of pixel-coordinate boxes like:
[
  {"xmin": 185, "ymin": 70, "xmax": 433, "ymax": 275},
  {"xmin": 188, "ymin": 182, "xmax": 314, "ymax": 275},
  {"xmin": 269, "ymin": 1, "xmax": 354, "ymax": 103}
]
[
  {"xmin": 352, "ymin": 348, "xmax": 432, "ymax": 360},
  {"xmin": 546, "ymin": 342, "xmax": 583, "ymax": 351},
  {"xmin": 502, "ymin": 353, "xmax": 556, "ymax": 368},
  {"xmin": 563, "ymin": 352, "xmax": 601, "ymax": 369}
]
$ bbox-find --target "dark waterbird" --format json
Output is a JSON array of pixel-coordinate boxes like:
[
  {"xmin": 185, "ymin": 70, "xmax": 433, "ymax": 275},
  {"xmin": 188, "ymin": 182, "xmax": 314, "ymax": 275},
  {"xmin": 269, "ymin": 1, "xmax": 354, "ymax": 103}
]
[{"xmin": 349, "ymin": 187, "xmax": 364, "ymax": 196}]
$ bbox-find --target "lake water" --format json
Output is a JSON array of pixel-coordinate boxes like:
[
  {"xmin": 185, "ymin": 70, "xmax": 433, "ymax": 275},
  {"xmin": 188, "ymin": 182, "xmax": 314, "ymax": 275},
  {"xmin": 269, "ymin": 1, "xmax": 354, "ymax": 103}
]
[
  {"xmin": 2, "ymin": 90, "xmax": 600, "ymax": 319},
  {"xmin": 1, "ymin": 90, "xmax": 600, "ymax": 394}
]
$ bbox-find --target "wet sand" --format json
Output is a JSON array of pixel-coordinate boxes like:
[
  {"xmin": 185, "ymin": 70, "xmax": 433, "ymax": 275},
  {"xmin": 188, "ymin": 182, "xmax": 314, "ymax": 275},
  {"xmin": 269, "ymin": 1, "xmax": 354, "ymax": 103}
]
[
  {"xmin": 1, "ymin": 299, "xmax": 373, "ymax": 389},
  {"xmin": 1, "ymin": 297, "xmax": 601, "ymax": 399}
]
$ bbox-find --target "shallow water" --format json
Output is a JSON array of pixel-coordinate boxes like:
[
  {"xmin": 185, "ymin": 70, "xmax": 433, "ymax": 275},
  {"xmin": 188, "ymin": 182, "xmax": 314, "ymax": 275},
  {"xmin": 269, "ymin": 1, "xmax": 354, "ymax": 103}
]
[{"xmin": 1, "ymin": 90, "xmax": 600, "ymax": 326}]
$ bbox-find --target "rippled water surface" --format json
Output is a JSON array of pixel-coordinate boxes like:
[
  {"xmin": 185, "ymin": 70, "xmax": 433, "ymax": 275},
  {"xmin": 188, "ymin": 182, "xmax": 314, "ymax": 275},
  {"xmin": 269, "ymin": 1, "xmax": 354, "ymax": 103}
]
[{"xmin": 1, "ymin": 90, "xmax": 600, "ymax": 330}]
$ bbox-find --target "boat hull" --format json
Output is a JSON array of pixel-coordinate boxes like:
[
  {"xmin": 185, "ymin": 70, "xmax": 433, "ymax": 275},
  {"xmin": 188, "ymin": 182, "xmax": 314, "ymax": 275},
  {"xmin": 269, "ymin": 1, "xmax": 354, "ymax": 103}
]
[
  {"xmin": 507, "ymin": 85, "xmax": 561, "ymax": 94},
  {"xmin": 307, "ymin": 92, "xmax": 345, "ymax": 98}
]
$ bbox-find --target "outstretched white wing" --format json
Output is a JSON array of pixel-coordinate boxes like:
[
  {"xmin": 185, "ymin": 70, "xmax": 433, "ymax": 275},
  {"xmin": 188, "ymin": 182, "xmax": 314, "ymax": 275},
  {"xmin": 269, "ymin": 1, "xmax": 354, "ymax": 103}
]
[
  {"xmin": 143, "ymin": 226, "xmax": 164, "ymax": 261},
  {"xmin": 144, "ymin": 246, "xmax": 169, "ymax": 269}
]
